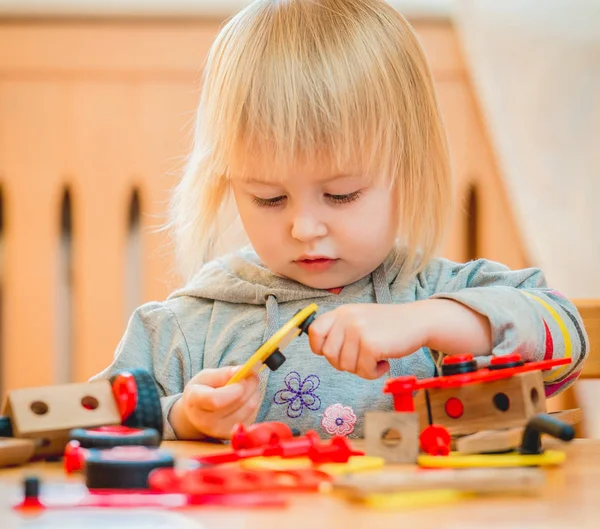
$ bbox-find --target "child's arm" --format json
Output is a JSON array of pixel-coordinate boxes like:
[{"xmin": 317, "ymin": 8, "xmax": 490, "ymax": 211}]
[
  {"xmin": 91, "ymin": 300, "xmax": 260, "ymax": 440},
  {"xmin": 422, "ymin": 258, "xmax": 589, "ymax": 397},
  {"xmin": 89, "ymin": 302, "xmax": 194, "ymax": 440}
]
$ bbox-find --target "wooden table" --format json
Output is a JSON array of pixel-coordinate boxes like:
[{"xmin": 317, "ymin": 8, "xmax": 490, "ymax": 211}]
[{"xmin": 1, "ymin": 439, "xmax": 599, "ymax": 528}]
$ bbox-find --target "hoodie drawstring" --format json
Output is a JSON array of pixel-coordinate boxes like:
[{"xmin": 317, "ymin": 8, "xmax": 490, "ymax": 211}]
[
  {"xmin": 254, "ymin": 294, "xmax": 281, "ymax": 422},
  {"xmin": 371, "ymin": 262, "xmax": 405, "ymax": 378}
]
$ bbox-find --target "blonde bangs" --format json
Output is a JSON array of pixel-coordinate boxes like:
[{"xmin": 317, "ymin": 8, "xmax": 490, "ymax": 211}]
[{"xmin": 171, "ymin": 0, "xmax": 452, "ymax": 281}]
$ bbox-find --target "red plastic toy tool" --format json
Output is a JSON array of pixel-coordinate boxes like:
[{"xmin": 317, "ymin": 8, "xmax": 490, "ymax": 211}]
[
  {"xmin": 193, "ymin": 430, "xmax": 363, "ymax": 466},
  {"xmin": 13, "ymin": 475, "xmax": 287, "ymax": 512},
  {"xmin": 149, "ymin": 466, "xmax": 332, "ymax": 496},
  {"xmin": 231, "ymin": 422, "xmax": 294, "ymax": 450},
  {"xmin": 385, "ymin": 355, "xmax": 571, "ymax": 401}
]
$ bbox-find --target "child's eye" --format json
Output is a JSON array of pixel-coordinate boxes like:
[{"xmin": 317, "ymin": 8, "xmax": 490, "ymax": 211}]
[
  {"xmin": 325, "ymin": 191, "xmax": 362, "ymax": 204},
  {"xmin": 252, "ymin": 195, "xmax": 287, "ymax": 208}
]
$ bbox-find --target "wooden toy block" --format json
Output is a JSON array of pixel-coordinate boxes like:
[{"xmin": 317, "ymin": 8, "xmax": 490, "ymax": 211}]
[
  {"xmin": 456, "ymin": 428, "xmax": 523, "ymax": 454},
  {"xmin": 0, "ymin": 438, "xmax": 36, "ymax": 467},
  {"xmin": 331, "ymin": 467, "xmax": 545, "ymax": 498},
  {"xmin": 365, "ymin": 411, "xmax": 418, "ymax": 464},
  {"xmin": 426, "ymin": 371, "xmax": 546, "ymax": 436},
  {"xmin": 550, "ymin": 408, "xmax": 583, "ymax": 426},
  {"xmin": 3, "ymin": 380, "xmax": 121, "ymax": 458},
  {"xmin": 455, "ymin": 408, "xmax": 583, "ymax": 454}
]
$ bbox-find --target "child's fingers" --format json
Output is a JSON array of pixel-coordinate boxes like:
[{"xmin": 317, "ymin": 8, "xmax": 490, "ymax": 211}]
[
  {"xmin": 338, "ymin": 324, "xmax": 360, "ymax": 373},
  {"xmin": 320, "ymin": 321, "xmax": 345, "ymax": 369},
  {"xmin": 357, "ymin": 353, "xmax": 390, "ymax": 380},
  {"xmin": 188, "ymin": 366, "xmax": 240, "ymax": 387},
  {"xmin": 211, "ymin": 375, "xmax": 260, "ymax": 417},
  {"xmin": 186, "ymin": 382, "xmax": 244, "ymax": 412},
  {"xmin": 308, "ymin": 311, "xmax": 336, "ymax": 355},
  {"xmin": 221, "ymin": 391, "xmax": 262, "ymax": 431}
]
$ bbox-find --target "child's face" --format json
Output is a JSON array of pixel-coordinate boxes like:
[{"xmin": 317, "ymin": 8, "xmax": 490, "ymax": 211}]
[{"xmin": 231, "ymin": 157, "xmax": 398, "ymax": 289}]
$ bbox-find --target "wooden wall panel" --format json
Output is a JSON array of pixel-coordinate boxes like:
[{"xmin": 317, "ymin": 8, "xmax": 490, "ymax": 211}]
[
  {"xmin": 0, "ymin": 82, "xmax": 67, "ymax": 390},
  {"xmin": 69, "ymin": 83, "xmax": 136, "ymax": 382}
]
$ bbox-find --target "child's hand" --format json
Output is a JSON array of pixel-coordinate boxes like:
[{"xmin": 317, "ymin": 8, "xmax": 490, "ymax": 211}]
[
  {"xmin": 308, "ymin": 300, "xmax": 492, "ymax": 380},
  {"xmin": 308, "ymin": 303, "xmax": 430, "ymax": 380},
  {"xmin": 169, "ymin": 366, "xmax": 260, "ymax": 440}
]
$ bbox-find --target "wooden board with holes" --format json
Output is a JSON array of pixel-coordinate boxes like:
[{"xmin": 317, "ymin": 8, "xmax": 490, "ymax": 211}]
[
  {"xmin": 2, "ymin": 380, "xmax": 121, "ymax": 458},
  {"xmin": 427, "ymin": 371, "xmax": 546, "ymax": 436}
]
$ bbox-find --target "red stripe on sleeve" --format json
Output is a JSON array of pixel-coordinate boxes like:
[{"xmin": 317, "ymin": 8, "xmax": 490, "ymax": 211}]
[{"xmin": 543, "ymin": 319, "xmax": 554, "ymax": 361}]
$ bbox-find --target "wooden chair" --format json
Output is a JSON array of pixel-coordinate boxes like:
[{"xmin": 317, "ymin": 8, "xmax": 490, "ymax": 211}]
[
  {"xmin": 549, "ymin": 300, "xmax": 600, "ymax": 436},
  {"xmin": 576, "ymin": 299, "xmax": 600, "ymax": 378}
]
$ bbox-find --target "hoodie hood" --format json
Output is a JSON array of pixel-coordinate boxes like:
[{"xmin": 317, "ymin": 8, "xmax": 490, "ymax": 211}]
[{"xmin": 168, "ymin": 246, "xmax": 406, "ymax": 305}]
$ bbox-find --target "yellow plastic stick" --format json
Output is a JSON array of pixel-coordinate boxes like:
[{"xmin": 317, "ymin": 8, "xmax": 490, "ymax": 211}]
[
  {"xmin": 418, "ymin": 450, "xmax": 566, "ymax": 469},
  {"xmin": 226, "ymin": 304, "xmax": 318, "ymax": 385}
]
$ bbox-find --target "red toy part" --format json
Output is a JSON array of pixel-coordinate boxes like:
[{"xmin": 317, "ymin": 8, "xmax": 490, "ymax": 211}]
[
  {"xmin": 84, "ymin": 425, "xmax": 148, "ymax": 437},
  {"xmin": 231, "ymin": 422, "xmax": 294, "ymax": 450},
  {"xmin": 307, "ymin": 436, "xmax": 363, "ymax": 464},
  {"xmin": 13, "ymin": 478, "xmax": 285, "ymax": 511},
  {"xmin": 419, "ymin": 425, "xmax": 452, "ymax": 456},
  {"xmin": 64, "ymin": 440, "xmax": 87, "ymax": 474},
  {"xmin": 111, "ymin": 372, "xmax": 138, "ymax": 422},
  {"xmin": 193, "ymin": 430, "xmax": 363, "ymax": 466},
  {"xmin": 149, "ymin": 467, "xmax": 331, "ymax": 496},
  {"xmin": 383, "ymin": 376, "xmax": 418, "ymax": 412},
  {"xmin": 384, "ymin": 356, "xmax": 571, "ymax": 394}
]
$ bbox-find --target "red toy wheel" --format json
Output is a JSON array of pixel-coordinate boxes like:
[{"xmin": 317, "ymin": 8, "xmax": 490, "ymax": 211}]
[{"xmin": 110, "ymin": 369, "xmax": 163, "ymax": 437}]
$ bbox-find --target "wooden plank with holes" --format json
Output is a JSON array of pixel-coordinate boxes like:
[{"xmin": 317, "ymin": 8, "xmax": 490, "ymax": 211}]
[
  {"xmin": 427, "ymin": 371, "xmax": 547, "ymax": 437},
  {"xmin": 2, "ymin": 379, "xmax": 120, "ymax": 458}
]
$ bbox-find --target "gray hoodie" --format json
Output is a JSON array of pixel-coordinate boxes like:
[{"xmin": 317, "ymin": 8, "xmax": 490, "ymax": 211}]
[{"xmin": 91, "ymin": 247, "xmax": 588, "ymax": 440}]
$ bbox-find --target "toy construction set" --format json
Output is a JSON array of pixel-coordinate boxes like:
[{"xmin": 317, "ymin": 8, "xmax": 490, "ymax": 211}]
[{"xmin": 0, "ymin": 303, "xmax": 581, "ymax": 513}]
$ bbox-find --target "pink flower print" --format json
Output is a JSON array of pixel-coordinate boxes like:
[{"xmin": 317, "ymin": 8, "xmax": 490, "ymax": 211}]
[{"xmin": 321, "ymin": 403, "xmax": 357, "ymax": 437}]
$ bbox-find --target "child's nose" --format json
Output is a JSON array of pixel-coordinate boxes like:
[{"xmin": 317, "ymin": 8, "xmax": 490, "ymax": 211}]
[{"xmin": 291, "ymin": 214, "xmax": 327, "ymax": 241}]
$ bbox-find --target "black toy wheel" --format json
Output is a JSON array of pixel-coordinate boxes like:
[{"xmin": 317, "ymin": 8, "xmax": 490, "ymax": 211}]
[
  {"xmin": 85, "ymin": 446, "xmax": 175, "ymax": 490},
  {"xmin": 69, "ymin": 426, "xmax": 160, "ymax": 449},
  {"xmin": 111, "ymin": 368, "xmax": 164, "ymax": 438}
]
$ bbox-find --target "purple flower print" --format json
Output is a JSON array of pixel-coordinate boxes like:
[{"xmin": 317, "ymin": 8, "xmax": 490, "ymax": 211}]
[{"xmin": 273, "ymin": 371, "xmax": 322, "ymax": 418}]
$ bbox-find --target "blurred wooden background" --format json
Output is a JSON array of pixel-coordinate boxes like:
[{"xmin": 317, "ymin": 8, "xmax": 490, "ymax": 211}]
[{"xmin": 0, "ymin": 17, "xmax": 592, "ymax": 418}]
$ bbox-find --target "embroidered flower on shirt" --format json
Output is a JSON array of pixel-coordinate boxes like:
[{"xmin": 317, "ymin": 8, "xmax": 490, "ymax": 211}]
[
  {"xmin": 321, "ymin": 403, "xmax": 357, "ymax": 437},
  {"xmin": 273, "ymin": 371, "xmax": 322, "ymax": 419}
]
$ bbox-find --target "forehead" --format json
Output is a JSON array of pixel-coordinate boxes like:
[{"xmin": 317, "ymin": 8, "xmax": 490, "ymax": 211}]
[{"xmin": 228, "ymin": 150, "xmax": 366, "ymax": 186}]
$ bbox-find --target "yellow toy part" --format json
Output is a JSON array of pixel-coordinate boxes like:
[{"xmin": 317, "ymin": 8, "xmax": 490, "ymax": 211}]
[
  {"xmin": 418, "ymin": 449, "xmax": 566, "ymax": 469},
  {"xmin": 341, "ymin": 489, "xmax": 469, "ymax": 510},
  {"xmin": 227, "ymin": 303, "xmax": 318, "ymax": 385},
  {"xmin": 241, "ymin": 455, "xmax": 385, "ymax": 476}
]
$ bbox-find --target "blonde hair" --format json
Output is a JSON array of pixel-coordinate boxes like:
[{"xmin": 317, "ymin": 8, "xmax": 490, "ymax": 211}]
[{"xmin": 170, "ymin": 0, "xmax": 452, "ymax": 282}]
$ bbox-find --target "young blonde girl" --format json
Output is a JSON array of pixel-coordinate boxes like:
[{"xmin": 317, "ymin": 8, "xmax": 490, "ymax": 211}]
[{"xmin": 92, "ymin": 0, "xmax": 588, "ymax": 440}]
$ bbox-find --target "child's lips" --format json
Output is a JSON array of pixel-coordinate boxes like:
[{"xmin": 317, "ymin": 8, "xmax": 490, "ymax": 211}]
[{"xmin": 294, "ymin": 257, "xmax": 339, "ymax": 272}]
